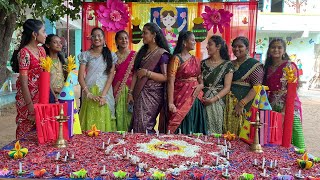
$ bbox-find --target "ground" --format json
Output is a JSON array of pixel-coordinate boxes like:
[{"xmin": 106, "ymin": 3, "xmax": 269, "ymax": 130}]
[{"xmin": 0, "ymin": 88, "xmax": 319, "ymax": 156}]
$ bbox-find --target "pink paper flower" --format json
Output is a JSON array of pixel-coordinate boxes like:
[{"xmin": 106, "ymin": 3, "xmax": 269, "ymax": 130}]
[
  {"xmin": 201, "ymin": 6, "xmax": 233, "ymax": 34},
  {"xmin": 180, "ymin": 12, "xmax": 186, "ymax": 19},
  {"xmin": 153, "ymin": 11, "xmax": 160, "ymax": 18},
  {"xmin": 96, "ymin": 0, "xmax": 130, "ymax": 32}
]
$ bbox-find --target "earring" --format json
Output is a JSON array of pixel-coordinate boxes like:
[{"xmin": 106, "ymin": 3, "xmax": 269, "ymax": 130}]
[
  {"xmin": 34, "ymin": 36, "xmax": 37, "ymax": 41},
  {"xmin": 282, "ymin": 54, "xmax": 285, "ymax": 59},
  {"xmin": 153, "ymin": 37, "xmax": 155, "ymax": 43}
]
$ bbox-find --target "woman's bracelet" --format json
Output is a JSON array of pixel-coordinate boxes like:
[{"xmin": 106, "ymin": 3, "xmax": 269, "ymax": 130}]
[
  {"xmin": 147, "ymin": 71, "xmax": 152, "ymax": 78},
  {"xmin": 145, "ymin": 70, "xmax": 149, "ymax": 77},
  {"xmin": 239, "ymin": 99, "xmax": 247, "ymax": 107},
  {"xmin": 82, "ymin": 86, "xmax": 88, "ymax": 92},
  {"xmin": 215, "ymin": 94, "xmax": 221, "ymax": 100}
]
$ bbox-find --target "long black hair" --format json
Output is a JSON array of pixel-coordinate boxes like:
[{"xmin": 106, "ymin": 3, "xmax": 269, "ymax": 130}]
[
  {"xmin": 43, "ymin": 34, "xmax": 68, "ymax": 79},
  {"xmin": 134, "ymin": 22, "xmax": 170, "ymax": 70},
  {"xmin": 115, "ymin": 30, "xmax": 128, "ymax": 50},
  {"xmin": 173, "ymin": 31, "xmax": 193, "ymax": 56},
  {"xmin": 209, "ymin": 35, "xmax": 230, "ymax": 61},
  {"xmin": 11, "ymin": 19, "xmax": 43, "ymax": 73},
  {"xmin": 91, "ymin": 27, "xmax": 113, "ymax": 74},
  {"xmin": 263, "ymin": 38, "xmax": 290, "ymax": 83}
]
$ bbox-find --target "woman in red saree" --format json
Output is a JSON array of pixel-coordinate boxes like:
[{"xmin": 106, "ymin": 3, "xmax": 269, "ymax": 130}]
[
  {"xmin": 10, "ymin": 19, "xmax": 47, "ymax": 139},
  {"xmin": 167, "ymin": 31, "xmax": 207, "ymax": 134},
  {"xmin": 128, "ymin": 23, "xmax": 170, "ymax": 133},
  {"xmin": 113, "ymin": 30, "xmax": 136, "ymax": 131},
  {"xmin": 264, "ymin": 38, "xmax": 305, "ymax": 149}
]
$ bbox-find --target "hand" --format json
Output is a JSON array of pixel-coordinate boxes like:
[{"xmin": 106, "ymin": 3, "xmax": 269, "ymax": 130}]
[
  {"xmin": 202, "ymin": 97, "xmax": 216, "ymax": 106},
  {"xmin": 234, "ymin": 103, "xmax": 244, "ymax": 116},
  {"xmin": 192, "ymin": 84, "xmax": 203, "ymax": 98},
  {"xmin": 87, "ymin": 92, "xmax": 99, "ymax": 101},
  {"xmin": 27, "ymin": 112, "xmax": 35, "ymax": 125},
  {"xmin": 168, "ymin": 103, "xmax": 177, "ymax": 113},
  {"xmin": 137, "ymin": 68, "xmax": 147, "ymax": 79},
  {"xmin": 99, "ymin": 97, "xmax": 107, "ymax": 106},
  {"xmin": 27, "ymin": 103, "xmax": 34, "ymax": 113},
  {"xmin": 127, "ymin": 94, "xmax": 134, "ymax": 104}
]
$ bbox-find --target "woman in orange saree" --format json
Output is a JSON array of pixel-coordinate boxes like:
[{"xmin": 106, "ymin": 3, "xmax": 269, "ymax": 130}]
[{"xmin": 167, "ymin": 31, "xmax": 207, "ymax": 134}]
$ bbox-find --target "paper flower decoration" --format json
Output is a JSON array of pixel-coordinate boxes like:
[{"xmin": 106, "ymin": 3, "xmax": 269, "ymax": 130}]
[
  {"xmin": 113, "ymin": 170, "xmax": 127, "ymax": 179},
  {"xmin": 313, "ymin": 157, "xmax": 320, "ymax": 163},
  {"xmin": 212, "ymin": 133, "xmax": 222, "ymax": 138},
  {"xmin": 294, "ymin": 147, "xmax": 306, "ymax": 154},
  {"xmin": 87, "ymin": 124, "xmax": 100, "ymax": 137},
  {"xmin": 201, "ymin": 6, "xmax": 233, "ymax": 34},
  {"xmin": 239, "ymin": 173, "xmax": 254, "ymax": 180},
  {"xmin": 283, "ymin": 66, "xmax": 297, "ymax": 83},
  {"xmin": 297, "ymin": 153, "xmax": 314, "ymax": 170},
  {"xmin": 40, "ymin": 56, "xmax": 53, "ymax": 72},
  {"xmin": 224, "ymin": 131, "xmax": 236, "ymax": 141},
  {"xmin": 96, "ymin": 0, "xmax": 129, "ymax": 32},
  {"xmin": 64, "ymin": 55, "xmax": 77, "ymax": 73},
  {"xmin": 71, "ymin": 169, "xmax": 87, "ymax": 178},
  {"xmin": 8, "ymin": 141, "xmax": 28, "ymax": 159},
  {"xmin": 32, "ymin": 169, "xmax": 46, "ymax": 178},
  {"xmin": 152, "ymin": 170, "xmax": 165, "ymax": 180},
  {"xmin": 117, "ymin": 131, "xmax": 126, "ymax": 135},
  {"xmin": 252, "ymin": 85, "xmax": 272, "ymax": 110},
  {"xmin": 0, "ymin": 168, "xmax": 10, "ymax": 176}
]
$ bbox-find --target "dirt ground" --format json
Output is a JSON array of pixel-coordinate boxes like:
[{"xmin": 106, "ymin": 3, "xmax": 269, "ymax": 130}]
[{"xmin": 0, "ymin": 88, "xmax": 319, "ymax": 156}]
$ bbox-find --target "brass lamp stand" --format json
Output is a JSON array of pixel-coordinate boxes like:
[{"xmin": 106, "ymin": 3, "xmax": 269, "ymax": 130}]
[
  {"xmin": 250, "ymin": 110, "xmax": 263, "ymax": 153},
  {"xmin": 55, "ymin": 106, "xmax": 68, "ymax": 148}
]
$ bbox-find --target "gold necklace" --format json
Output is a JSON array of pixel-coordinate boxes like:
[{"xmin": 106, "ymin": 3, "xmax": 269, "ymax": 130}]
[{"xmin": 116, "ymin": 50, "xmax": 130, "ymax": 63}]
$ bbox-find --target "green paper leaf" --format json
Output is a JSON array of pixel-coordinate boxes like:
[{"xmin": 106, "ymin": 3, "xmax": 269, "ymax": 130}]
[{"xmin": 113, "ymin": 170, "xmax": 127, "ymax": 178}]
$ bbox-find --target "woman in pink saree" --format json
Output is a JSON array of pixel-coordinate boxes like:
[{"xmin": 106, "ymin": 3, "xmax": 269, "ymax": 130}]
[
  {"xmin": 113, "ymin": 30, "xmax": 136, "ymax": 131},
  {"xmin": 128, "ymin": 23, "xmax": 170, "ymax": 133},
  {"xmin": 167, "ymin": 31, "xmax": 207, "ymax": 134},
  {"xmin": 264, "ymin": 38, "xmax": 305, "ymax": 149}
]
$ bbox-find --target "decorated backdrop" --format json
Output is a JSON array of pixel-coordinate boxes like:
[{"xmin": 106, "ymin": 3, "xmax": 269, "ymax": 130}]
[{"xmin": 82, "ymin": 1, "xmax": 257, "ymax": 60}]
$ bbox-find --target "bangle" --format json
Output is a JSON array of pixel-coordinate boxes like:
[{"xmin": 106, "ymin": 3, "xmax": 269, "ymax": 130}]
[
  {"xmin": 239, "ymin": 99, "xmax": 247, "ymax": 107},
  {"xmin": 82, "ymin": 86, "xmax": 88, "ymax": 92},
  {"xmin": 145, "ymin": 70, "xmax": 148, "ymax": 77},
  {"xmin": 216, "ymin": 94, "xmax": 221, "ymax": 100},
  {"xmin": 148, "ymin": 71, "xmax": 152, "ymax": 78}
]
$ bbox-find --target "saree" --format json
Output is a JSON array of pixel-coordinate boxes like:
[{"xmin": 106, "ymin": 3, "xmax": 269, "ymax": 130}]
[
  {"xmin": 265, "ymin": 61, "xmax": 305, "ymax": 149},
  {"xmin": 130, "ymin": 48, "xmax": 169, "ymax": 133},
  {"xmin": 167, "ymin": 55, "xmax": 207, "ymax": 134},
  {"xmin": 113, "ymin": 51, "xmax": 135, "ymax": 131},
  {"xmin": 202, "ymin": 60, "xmax": 234, "ymax": 134},
  {"xmin": 78, "ymin": 51, "xmax": 117, "ymax": 132},
  {"xmin": 223, "ymin": 58, "xmax": 263, "ymax": 135},
  {"xmin": 15, "ymin": 47, "xmax": 46, "ymax": 139}
]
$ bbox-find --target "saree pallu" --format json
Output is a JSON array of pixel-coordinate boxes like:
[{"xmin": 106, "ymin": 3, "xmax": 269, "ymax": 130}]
[
  {"xmin": 131, "ymin": 48, "xmax": 168, "ymax": 133},
  {"xmin": 79, "ymin": 85, "xmax": 116, "ymax": 132},
  {"xmin": 223, "ymin": 58, "xmax": 262, "ymax": 135},
  {"xmin": 113, "ymin": 51, "xmax": 135, "ymax": 131}
]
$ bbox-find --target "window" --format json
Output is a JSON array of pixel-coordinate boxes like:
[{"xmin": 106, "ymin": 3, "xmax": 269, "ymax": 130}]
[{"xmin": 271, "ymin": 0, "xmax": 284, "ymax": 12}]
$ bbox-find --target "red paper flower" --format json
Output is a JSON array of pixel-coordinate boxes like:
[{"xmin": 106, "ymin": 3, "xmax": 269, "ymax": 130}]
[
  {"xmin": 96, "ymin": 0, "xmax": 130, "ymax": 32},
  {"xmin": 201, "ymin": 6, "xmax": 233, "ymax": 34}
]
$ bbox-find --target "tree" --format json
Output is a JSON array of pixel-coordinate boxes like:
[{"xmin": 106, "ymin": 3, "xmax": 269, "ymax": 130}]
[
  {"xmin": 0, "ymin": 0, "xmax": 82, "ymax": 87},
  {"xmin": 285, "ymin": 0, "xmax": 308, "ymax": 13}
]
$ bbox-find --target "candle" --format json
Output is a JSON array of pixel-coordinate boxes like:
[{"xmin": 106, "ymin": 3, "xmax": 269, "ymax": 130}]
[
  {"xmin": 131, "ymin": 129, "xmax": 134, "ymax": 134},
  {"xmin": 223, "ymin": 149, "xmax": 226, "ymax": 156},
  {"xmin": 123, "ymin": 132, "xmax": 126, "ymax": 138},
  {"xmin": 254, "ymin": 159, "xmax": 257, "ymax": 165},
  {"xmin": 156, "ymin": 130, "xmax": 159, "ymax": 137},
  {"xmin": 124, "ymin": 148, "xmax": 126, "ymax": 155},
  {"xmin": 218, "ymin": 138, "xmax": 220, "ymax": 144},
  {"xmin": 224, "ymin": 139, "xmax": 227, "ymax": 145},
  {"xmin": 138, "ymin": 168, "xmax": 141, "ymax": 173},
  {"xmin": 200, "ymin": 157, "xmax": 203, "ymax": 165},
  {"xmin": 56, "ymin": 165, "xmax": 59, "ymax": 174},
  {"xmin": 178, "ymin": 128, "xmax": 181, "ymax": 134},
  {"xmin": 19, "ymin": 162, "xmax": 22, "ymax": 172},
  {"xmin": 204, "ymin": 135, "xmax": 207, "ymax": 141},
  {"xmin": 107, "ymin": 138, "xmax": 110, "ymax": 145},
  {"xmin": 146, "ymin": 129, "xmax": 148, "ymax": 135},
  {"xmin": 102, "ymin": 165, "xmax": 106, "ymax": 173},
  {"xmin": 71, "ymin": 153, "xmax": 74, "ymax": 159},
  {"xmin": 262, "ymin": 157, "xmax": 265, "ymax": 169},
  {"xmin": 228, "ymin": 142, "xmax": 231, "ymax": 149},
  {"xmin": 65, "ymin": 151, "xmax": 68, "ymax": 157},
  {"xmin": 225, "ymin": 169, "xmax": 228, "ymax": 175},
  {"xmin": 64, "ymin": 155, "xmax": 67, "ymax": 162},
  {"xmin": 56, "ymin": 152, "xmax": 60, "ymax": 160},
  {"xmin": 270, "ymin": 160, "xmax": 273, "ymax": 168},
  {"xmin": 225, "ymin": 145, "xmax": 228, "ymax": 152},
  {"xmin": 263, "ymin": 168, "xmax": 266, "ymax": 176},
  {"xmin": 190, "ymin": 131, "xmax": 192, "ymax": 136},
  {"xmin": 227, "ymin": 152, "xmax": 230, "ymax": 159},
  {"xmin": 274, "ymin": 160, "xmax": 277, "ymax": 167},
  {"xmin": 168, "ymin": 130, "xmax": 170, "ymax": 135},
  {"xmin": 298, "ymin": 170, "xmax": 301, "ymax": 177},
  {"xmin": 216, "ymin": 156, "xmax": 219, "ymax": 166},
  {"xmin": 102, "ymin": 142, "xmax": 105, "ymax": 149}
]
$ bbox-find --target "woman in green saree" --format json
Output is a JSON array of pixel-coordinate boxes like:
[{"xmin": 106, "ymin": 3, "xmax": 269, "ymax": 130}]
[
  {"xmin": 201, "ymin": 35, "xmax": 234, "ymax": 134},
  {"xmin": 223, "ymin": 36, "xmax": 264, "ymax": 135}
]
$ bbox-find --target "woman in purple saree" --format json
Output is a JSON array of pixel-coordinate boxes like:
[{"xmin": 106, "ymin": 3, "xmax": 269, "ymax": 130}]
[{"xmin": 128, "ymin": 23, "xmax": 171, "ymax": 133}]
